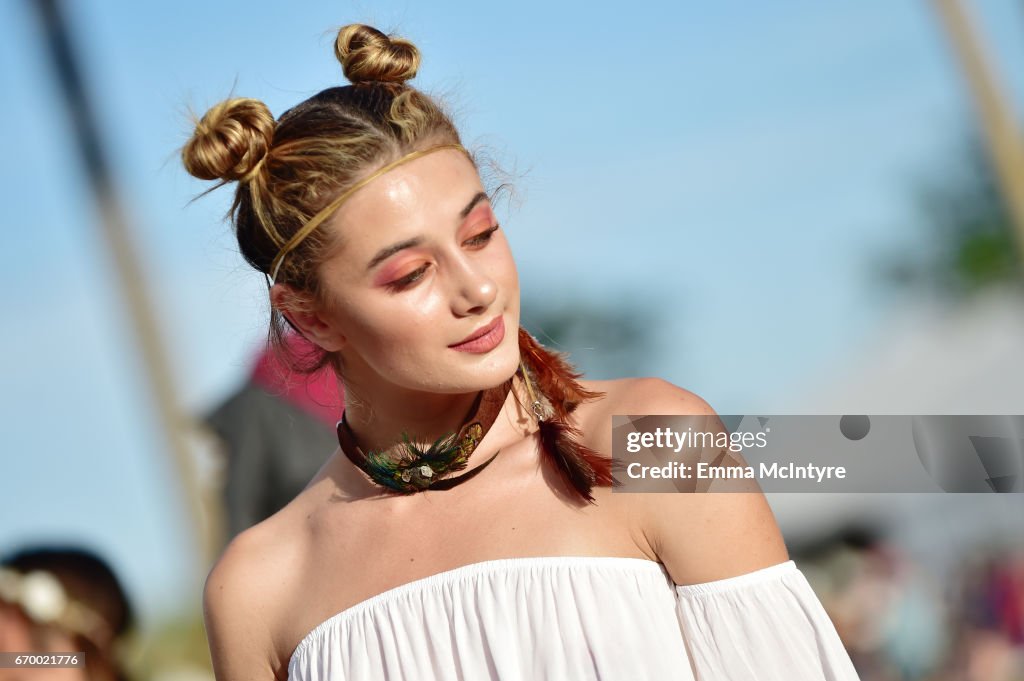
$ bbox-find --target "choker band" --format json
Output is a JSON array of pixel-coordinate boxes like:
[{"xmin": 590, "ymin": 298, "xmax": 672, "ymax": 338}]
[{"xmin": 336, "ymin": 374, "xmax": 512, "ymax": 494}]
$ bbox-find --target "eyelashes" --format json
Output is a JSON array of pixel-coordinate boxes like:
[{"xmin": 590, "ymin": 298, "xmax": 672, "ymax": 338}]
[
  {"xmin": 464, "ymin": 224, "xmax": 500, "ymax": 247},
  {"xmin": 386, "ymin": 264, "xmax": 429, "ymax": 292},
  {"xmin": 384, "ymin": 224, "xmax": 501, "ymax": 293}
]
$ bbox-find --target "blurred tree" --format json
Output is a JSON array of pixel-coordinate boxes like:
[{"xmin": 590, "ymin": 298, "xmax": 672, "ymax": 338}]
[
  {"xmin": 875, "ymin": 131, "xmax": 1023, "ymax": 301},
  {"xmin": 520, "ymin": 294, "xmax": 661, "ymax": 380}
]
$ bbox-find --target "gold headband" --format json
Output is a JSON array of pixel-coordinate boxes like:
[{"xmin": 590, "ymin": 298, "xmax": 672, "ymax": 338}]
[{"xmin": 269, "ymin": 143, "xmax": 470, "ymax": 283}]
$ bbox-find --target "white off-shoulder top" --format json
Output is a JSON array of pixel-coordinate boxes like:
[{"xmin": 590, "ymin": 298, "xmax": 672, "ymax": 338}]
[{"xmin": 288, "ymin": 556, "xmax": 860, "ymax": 680}]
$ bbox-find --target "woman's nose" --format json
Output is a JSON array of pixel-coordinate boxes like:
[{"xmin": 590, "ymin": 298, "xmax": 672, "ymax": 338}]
[{"xmin": 449, "ymin": 257, "xmax": 498, "ymax": 317}]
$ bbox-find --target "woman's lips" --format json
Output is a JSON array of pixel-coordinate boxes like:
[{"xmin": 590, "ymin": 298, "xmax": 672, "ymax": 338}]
[{"xmin": 448, "ymin": 316, "xmax": 505, "ymax": 353}]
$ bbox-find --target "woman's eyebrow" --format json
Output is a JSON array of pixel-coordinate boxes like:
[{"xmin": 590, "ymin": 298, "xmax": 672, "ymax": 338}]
[
  {"xmin": 459, "ymin": 191, "xmax": 489, "ymax": 219},
  {"xmin": 365, "ymin": 191, "xmax": 491, "ymax": 271},
  {"xmin": 366, "ymin": 236, "xmax": 424, "ymax": 271}
]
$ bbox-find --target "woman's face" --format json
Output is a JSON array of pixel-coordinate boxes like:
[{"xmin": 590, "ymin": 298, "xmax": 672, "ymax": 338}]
[{"xmin": 310, "ymin": 148, "xmax": 521, "ymax": 394}]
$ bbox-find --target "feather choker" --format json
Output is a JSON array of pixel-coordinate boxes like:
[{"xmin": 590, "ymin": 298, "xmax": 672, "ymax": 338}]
[{"xmin": 336, "ymin": 376, "xmax": 513, "ymax": 493}]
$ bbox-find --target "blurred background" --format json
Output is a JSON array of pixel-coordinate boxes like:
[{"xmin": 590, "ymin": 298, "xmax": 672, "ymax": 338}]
[{"xmin": 1, "ymin": 0, "xmax": 1023, "ymax": 679}]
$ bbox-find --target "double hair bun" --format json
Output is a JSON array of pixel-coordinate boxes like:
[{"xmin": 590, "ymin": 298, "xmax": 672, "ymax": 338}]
[
  {"xmin": 182, "ymin": 24, "xmax": 418, "ymax": 185},
  {"xmin": 334, "ymin": 24, "xmax": 420, "ymax": 86}
]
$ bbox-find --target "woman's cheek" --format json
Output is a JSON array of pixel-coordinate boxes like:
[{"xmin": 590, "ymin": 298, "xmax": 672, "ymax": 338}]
[
  {"xmin": 403, "ymin": 282, "xmax": 449, "ymax": 317},
  {"xmin": 489, "ymin": 233, "xmax": 516, "ymax": 266},
  {"xmin": 375, "ymin": 301, "xmax": 438, "ymax": 344},
  {"xmin": 490, "ymin": 247, "xmax": 518, "ymax": 288}
]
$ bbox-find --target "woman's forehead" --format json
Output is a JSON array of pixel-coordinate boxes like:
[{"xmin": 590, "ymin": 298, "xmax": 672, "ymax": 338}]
[{"xmin": 332, "ymin": 149, "xmax": 484, "ymax": 233}]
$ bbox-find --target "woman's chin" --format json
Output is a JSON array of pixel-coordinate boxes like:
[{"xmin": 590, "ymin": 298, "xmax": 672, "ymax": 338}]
[
  {"xmin": 454, "ymin": 365, "xmax": 521, "ymax": 393},
  {"xmin": 436, "ymin": 350, "xmax": 521, "ymax": 393}
]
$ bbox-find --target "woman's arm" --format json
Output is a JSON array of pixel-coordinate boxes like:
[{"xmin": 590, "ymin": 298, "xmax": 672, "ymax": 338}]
[
  {"xmin": 594, "ymin": 377, "xmax": 791, "ymax": 586},
  {"xmin": 203, "ymin": 532, "xmax": 281, "ymax": 680}
]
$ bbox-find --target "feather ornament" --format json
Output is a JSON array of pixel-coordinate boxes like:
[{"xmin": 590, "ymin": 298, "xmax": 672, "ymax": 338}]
[
  {"xmin": 536, "ymin": 417, "xmax": 622, "ymax": 503},
  {"xmin": 517, "ymin": 328, "xmax": 604, "ymax": 416},
  {"xmin": 361, "ymin": 428, "xmax": 478, "ymax": 493},
  {"xmin": 516, "ymin": 328, "xmax": 621, "ymax": 504}
]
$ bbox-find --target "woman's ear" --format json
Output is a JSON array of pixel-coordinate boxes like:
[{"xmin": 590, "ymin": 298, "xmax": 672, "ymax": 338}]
[{"xmin": 269, "ymin": 283, "xmax": 346, "ymax": 352}]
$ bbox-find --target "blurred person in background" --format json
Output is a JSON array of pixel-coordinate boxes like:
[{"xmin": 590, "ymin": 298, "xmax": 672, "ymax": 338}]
[
  {"xmin": 205, "ymin": 332, "xmax": 344, "ymax": 542},
  {"xmin": 800, "ymin": 529, "xmax": 1024, "ymax": 681},
  {"xmin": 0, "ymin": 546, "xmax": 134, "ymax": 681},
  {"xmin": 955, "ymin": 548, "xmax": 1024, "ymax": 681}
]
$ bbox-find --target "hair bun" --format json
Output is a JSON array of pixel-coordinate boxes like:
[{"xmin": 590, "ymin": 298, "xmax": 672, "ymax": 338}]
[
  {"xmin": 334, "ymin": 24, "xmax": 420, "ymax": 85},
  {"xmin": 182, "ymin": 98, "xmax": 275, "ymax": 183}
]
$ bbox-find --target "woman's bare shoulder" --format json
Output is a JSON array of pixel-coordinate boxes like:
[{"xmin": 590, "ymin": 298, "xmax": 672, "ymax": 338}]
[
  {"xmin": 582, "ymin": 375, "xmax": 714, "ymax": 410},
  {"xmin": 576, "ymin": 377, "xmax": 715, "ymax": 453},
  {"xmin": 578, "ymin": 377, "xmax": 790, "ymax": 586},
  {"xmin": 203, "ymin": 512, "xmax": 306, "ymax": 680}
]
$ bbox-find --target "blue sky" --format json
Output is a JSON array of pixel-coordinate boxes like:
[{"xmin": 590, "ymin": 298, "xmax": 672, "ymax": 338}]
[{"xmin": 1, "ymin": 1, "xmax": 1022, "ymax": 623}]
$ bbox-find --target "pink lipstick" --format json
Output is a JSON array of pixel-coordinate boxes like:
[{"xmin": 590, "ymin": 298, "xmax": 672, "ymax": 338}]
[{"xmin": 449, "ymin": 316, "xmax": 505, "ymax": 353}]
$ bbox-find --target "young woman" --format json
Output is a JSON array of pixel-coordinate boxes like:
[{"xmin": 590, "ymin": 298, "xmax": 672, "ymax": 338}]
[{"xmin": 184, "ymin": 23, "xmax": 860, "ymax": 681}]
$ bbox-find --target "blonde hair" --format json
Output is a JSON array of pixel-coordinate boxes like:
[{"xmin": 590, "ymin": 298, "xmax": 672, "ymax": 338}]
[{"xmin": 181, "ymin": 24, "xmax": 468, "ymax": 374}]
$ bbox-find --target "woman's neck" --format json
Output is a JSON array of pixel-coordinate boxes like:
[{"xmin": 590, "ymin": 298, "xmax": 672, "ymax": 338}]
[{"xmin": 341, "ymin": 382, "xmax": 489, "ymax": 455}]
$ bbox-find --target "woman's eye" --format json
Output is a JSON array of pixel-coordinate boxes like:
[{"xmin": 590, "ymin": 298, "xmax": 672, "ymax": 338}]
[
  {"xmin": 465, "ymin": 224, "xmax": 500, "ymax": 247},
  {"xmin": 385, "ymin": 264, "xmax": 429, "ymax": 292},
  {"xmin": 383, "ymin": 225, "xmax": 499, "ymax": 293}
]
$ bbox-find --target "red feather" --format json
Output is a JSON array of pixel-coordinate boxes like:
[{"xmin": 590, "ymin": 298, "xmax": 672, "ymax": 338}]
[
  {"xmin": 516, "ymin": 326, "xmax": 620, "ymax": 504},
  {"xmin": 537, "ymin": 418, "xmax": 620, "ymax": 503},
  {"xmin": 517, "ymin": 328, "xmax": 604, "ymax": 416}
]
